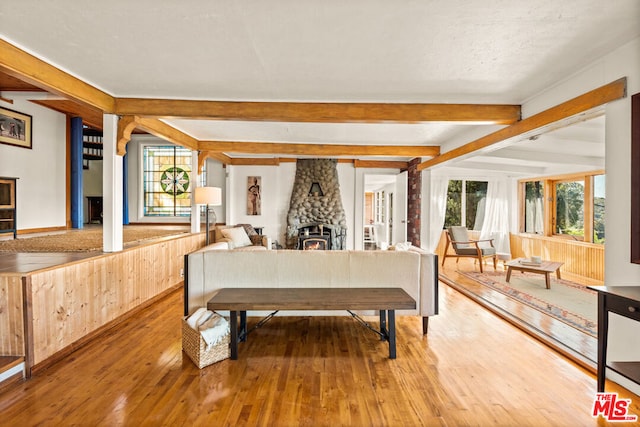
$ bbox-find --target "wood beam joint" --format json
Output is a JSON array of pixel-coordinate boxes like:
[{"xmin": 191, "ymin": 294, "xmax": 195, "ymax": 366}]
[{"xmin": 116, "ymin": 116, "xmax": 139, "ymax": 156}]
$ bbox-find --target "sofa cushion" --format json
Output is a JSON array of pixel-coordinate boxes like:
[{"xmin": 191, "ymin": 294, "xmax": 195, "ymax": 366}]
[
  {"xmin": 202, "ymin": 242, "xmax": 230, "ymax": 251},
  {"xmin": 238, "ymin": 223, "xmax": 258, "ymax": 237},
  {"xmin": 233, "ymin": 244, "xmax": 267, "ymax": 251},
  {"xmin": 220, "ymin": 227, "xmax": 252, "ymax": 248}
]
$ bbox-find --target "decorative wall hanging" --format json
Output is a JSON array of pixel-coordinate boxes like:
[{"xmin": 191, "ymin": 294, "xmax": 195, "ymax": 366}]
[
  {"xmin": 247, "ymin": 176, "xmax": 261, "ymax": 215},
  {"xmin": 0, "ymin": 107, "xmax": 32, "ymax": 149}
]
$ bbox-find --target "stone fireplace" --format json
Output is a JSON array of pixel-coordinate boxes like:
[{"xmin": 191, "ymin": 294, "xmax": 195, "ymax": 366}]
[{"xmin": 286, "ymin": 159, "xmax": 347, "ymax": 249}]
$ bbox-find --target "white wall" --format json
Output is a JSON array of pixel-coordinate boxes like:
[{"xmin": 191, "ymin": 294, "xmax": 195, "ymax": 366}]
[
  {"xmin": 0, "ymin": 95, "xmax": 67, "ymax": 231},
  {"xmin": 226, "ymin": 164, "xmax": 285, "ymax": 245},
  {"xmin": 523, "ymin": 37, "xmax": 640, "ymax": 394},
  {"xmin": 226, "ymin": 161, "xmax": 357, "ymax": 249}
]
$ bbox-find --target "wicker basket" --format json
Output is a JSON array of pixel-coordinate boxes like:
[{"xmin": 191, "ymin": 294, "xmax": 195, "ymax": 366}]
[{"xmin": 182, "ymin": 317, "xmax": 230, "ymax": 369}]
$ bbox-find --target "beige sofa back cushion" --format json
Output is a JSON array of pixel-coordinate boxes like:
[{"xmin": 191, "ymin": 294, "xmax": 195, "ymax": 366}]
[{"xmin": 187, "ymin": 249, "xmax": 437, "ymax": 317}]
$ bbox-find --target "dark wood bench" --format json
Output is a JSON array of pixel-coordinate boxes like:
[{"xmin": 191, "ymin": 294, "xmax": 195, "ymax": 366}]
[{"xmin": 207, "ymin": 287, "xmax": 416, "ymax": 360}]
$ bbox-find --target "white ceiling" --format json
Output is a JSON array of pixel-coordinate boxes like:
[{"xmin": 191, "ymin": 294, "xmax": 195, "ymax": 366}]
[{"xmin": 1, "ymin": 0, "xmax": 638, "ymax": 172}]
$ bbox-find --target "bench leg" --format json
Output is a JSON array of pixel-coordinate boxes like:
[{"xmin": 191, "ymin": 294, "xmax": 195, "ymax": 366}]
[
  {"xmin": 230, "ymin": 311, "xmax": 238, "ymax": 360},
  {"xmin": 422, "ymin": 316, "xmax": 429, "ymax": 334},
  {"xmin": 506, "ymin": 267, "xmax": 513, "ymax": 282},
  {"xmin": 240, "ymin": 311, "xmax": 247, "ymax": 342},
  {"xmin": 379, "ymin": 310, "xmax": 387, "ymax": 341},
  {"xmin": 388, "ymin": 310, "xmax": 396, "ymax": 359}
]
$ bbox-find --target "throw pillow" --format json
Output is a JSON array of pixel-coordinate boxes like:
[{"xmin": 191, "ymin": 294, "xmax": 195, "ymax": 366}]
[
  {"xmin": 249, "ymin": 234, "xmax": 263, "ymax": 246},
  {"xmin": 237, "ymin": 223, "xmax": 258, "ymax": 237},
  {"xmin": 220, "ymin": 226, "xmax": 253, "ymax": 248}
]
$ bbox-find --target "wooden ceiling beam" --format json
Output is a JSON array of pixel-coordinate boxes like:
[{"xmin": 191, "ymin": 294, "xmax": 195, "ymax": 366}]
[
  {"xmin": 198, "ymin": 151, "xmax": 233, "ymax": 172},
  {"xmin": 130, "ymin": 117, "xmax": 200, "ymax": 153},
  {"xmin": 31, "ymin": 99, "xmax": 104, "ymax": 131},
  {"xmin": 115, "ymin": 98, "xmax": 521, "ymax": 124},
  {"xmin": 354, "ymin": 160, "xmax": 409, "ymax": 169},
  {"xmin": 229, "ymin": 158, "xmax": 281, "ymax": 166},
  {"xmin": 418, "ymin": 77, "xmax": 627, "ymax": 171},
  {"xmin": 198, "ymin": 141, "xmax": 439, "ymax": 157},
  {"xmin": 0, "ymin": 39, "xmax": 115, "ymax": 113}
]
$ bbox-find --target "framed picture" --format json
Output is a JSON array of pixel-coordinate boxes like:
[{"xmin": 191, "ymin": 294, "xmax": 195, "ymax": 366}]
[
  {"xmin": 247, "ymin": 176, "xmax": 261, "ymax": 215},
  {"xmin": 0, "ymin": 107, "xmax": 32, "ymax": 149}
]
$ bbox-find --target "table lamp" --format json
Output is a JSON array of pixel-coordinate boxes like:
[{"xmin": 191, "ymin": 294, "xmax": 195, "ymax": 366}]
[{"xmin": 195, "ymin": 186, "xmax": 222, "ymax": 245}]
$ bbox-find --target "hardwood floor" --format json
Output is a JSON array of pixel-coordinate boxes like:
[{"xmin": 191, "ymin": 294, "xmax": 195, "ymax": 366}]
[
  {"xmin": 439, "ymin": 258, "xmax": 601, "ymax": 372},
  {"xmin": 0, "ymin": 283, "xmax": 638, "ymax": 426}
]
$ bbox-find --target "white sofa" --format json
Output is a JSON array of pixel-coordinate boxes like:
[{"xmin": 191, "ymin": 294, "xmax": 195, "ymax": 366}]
[{"xmin": 185, "ymin": 247, "xmax": 439, "ymax": 334}]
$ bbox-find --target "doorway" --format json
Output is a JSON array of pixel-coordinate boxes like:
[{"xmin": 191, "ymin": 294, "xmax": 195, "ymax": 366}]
[{"xmin": 363, "ymin": 172, "xmax": 407, "ymax": 250}]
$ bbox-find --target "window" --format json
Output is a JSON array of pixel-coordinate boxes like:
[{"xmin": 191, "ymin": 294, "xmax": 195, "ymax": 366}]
[
  {"xmin": 519, "ymin": 171, "xmax": 604, "ymax": 244},
  {"xmin": 444, "ymin": 180, "xmax": 488, "ymax": 230},
  {"xmin": 142, "ymin": 145, "xmax": 203, "ymax": 217},
  {"xmin": 593, "ymin": 174, "xmax": 605, "ymax": 243},
  {"xmin": 554, "ymin": 180, "xmax": 584, "ymax": 238},
  {"xmin": 524, "ymin": 181, "xmax": 544, "ymax": 234}
]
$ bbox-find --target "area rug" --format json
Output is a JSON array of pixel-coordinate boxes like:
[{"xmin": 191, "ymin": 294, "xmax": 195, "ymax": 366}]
[
  {"xmin": 459, "ymin": 270, "xmax": 597, "ymax": 337},
  {"xmin": 0, "ymin": 227, "xmax": 189, "ymax": 252}
]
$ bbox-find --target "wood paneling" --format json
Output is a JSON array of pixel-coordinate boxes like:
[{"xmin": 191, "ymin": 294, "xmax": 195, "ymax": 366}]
[
  {"xmin": 435, "ymin": 230, "xmax": 605, "ymax": 282},
  {"xmin": 0, "ymin": 233, "xmax": 204, "ymax": 370},
  {"xmin": 0, "ymin": 275, "xmax": 24, "ymax": 356},
  {"xmin": 510, "ymin": 233, "xmax": 604, "ymax": 281},
  {"xmin": 0, "ymin": 70, "xmax": 43, "ymax": 92}
]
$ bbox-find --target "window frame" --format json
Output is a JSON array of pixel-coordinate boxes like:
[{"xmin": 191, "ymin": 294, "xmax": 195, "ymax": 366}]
[
  {"xmin": 444, "ymin": 179, "xmax": 488, "ymax": 230},
  {"xmin": 518, "ymin": 170, "xmax": 604, "ymax": 244},
  {"xmin": 139, "ymin": 143, "xmax": 206, "ymax": 219}
]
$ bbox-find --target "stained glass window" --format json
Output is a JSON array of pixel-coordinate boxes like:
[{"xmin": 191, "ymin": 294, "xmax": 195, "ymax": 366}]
[{"xmin": 143, "ymin": 146, "xmax": 199, "ymax": 217}]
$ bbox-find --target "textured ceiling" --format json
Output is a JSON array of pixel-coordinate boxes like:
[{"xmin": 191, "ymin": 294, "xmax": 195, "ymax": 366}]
[{"xmin": 0, "ymin": 1, "xmax": 638, "ymax": 171}]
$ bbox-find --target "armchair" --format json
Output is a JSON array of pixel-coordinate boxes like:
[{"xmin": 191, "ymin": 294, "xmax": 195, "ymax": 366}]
[{"xmin": 442, "ymin": 226, "xmax": 497, "ymax": 273}]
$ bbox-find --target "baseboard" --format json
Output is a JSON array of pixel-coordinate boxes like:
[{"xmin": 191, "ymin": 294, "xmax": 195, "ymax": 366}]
[{"xmin": 17, "ymin": 226, "xmax": 67, "ymax": 235}]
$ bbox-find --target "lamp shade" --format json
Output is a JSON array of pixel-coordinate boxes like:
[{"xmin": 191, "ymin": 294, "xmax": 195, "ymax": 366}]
[{"xmin": 194, "ymin": 186, "xmax": 222, "ymax": 206}]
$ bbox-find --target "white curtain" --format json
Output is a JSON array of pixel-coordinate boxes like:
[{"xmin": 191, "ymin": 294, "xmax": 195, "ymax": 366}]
[
  {"xmin": 479, "ymin": 179, "xmax": 511, "ymax": 255},
  {"xmin": 427, "ymin": 176, "xmax": 449, "ymax": 252}
]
